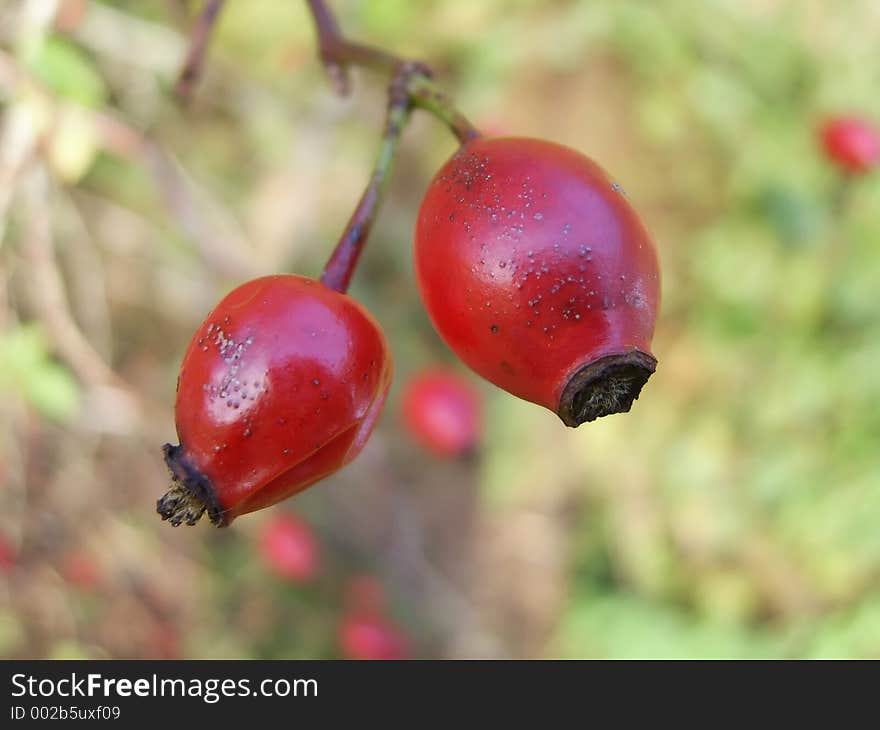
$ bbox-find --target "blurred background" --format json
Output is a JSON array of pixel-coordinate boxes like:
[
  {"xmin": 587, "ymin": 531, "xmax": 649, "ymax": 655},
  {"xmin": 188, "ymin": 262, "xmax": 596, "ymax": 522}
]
[{"xmin": 1, "ymin": 0, "xmax": 879, "ymax": 659}]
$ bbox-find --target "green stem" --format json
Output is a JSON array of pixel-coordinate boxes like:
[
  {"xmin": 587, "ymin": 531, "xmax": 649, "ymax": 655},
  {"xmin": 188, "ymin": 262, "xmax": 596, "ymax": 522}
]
[
  {"xmin": 320, "ymin": 68, "xmax": 413, "ymax": 292},
  {"xmin": 406, "ymin": 73, "xmax": 481, "ymax": 145},
  {"xmin": 305, "ymin": 0, "xmax": 479, "ymax": 143},
  {"xmin": 306, "ymin": 0, "xmax": 481, "ymax": 291},
  {"xmin": 174, "ymin": 1, "xmax": 481, "ymax": 291}
]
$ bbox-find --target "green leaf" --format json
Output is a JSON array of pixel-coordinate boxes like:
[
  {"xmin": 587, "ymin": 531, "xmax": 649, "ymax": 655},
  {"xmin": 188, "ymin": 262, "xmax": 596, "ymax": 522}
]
[
  {"xmin": 22, "ymin": 35, "xmax": 106, "ymax": 107},
  {"xmin": 0, "ymin": 325, "xmax": 80, "ymax": 422}
]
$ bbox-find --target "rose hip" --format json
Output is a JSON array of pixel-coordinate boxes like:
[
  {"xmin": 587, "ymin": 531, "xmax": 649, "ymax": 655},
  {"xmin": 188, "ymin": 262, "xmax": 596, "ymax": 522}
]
[{"xmin": 415, "ymin": 137, "xmax": 660, "ymax": 426}]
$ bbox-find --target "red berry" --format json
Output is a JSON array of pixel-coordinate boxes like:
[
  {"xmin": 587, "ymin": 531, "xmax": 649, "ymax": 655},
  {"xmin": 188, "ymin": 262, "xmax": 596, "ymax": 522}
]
[
  {"xmin": 258, "ymin": 513, "xmax": 319, "ymax": 582},
  {"xmin": 820, "ymin": 116, "xmax": 880, "ymax": 174},
  {"xmin": 401, "ymin": 368, "xmax": 481, "ymax": 457},
  {"xmin": 0, "ymin": 536, "xmax": 15, "ymax": 573},
  {"xmin": 148, "ymin": 624, "xmax": 181, "ymax": 659},
  {"xmin": 338, "ymin": 611, "xmax": 408, "ymax": 660},
  {"xmin": 61, "ymin": 550, "xmax": 102, "ymax": 591},
  {"xmin": 158, "ymin": 274, "xmax": 393, "ymax": 526},
  {"xmin": 415, "ymin": 137, "xmax": 660, "ymax": 426}
]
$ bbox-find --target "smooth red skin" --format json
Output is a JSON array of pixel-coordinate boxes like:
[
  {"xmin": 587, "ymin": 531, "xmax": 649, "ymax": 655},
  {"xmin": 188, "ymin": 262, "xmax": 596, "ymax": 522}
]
[
  {"xmin": 338, "ymin": 611, "xmax": 408, "ymax": 660},
  {"xmin": 415, "ymin": 137, "xmax": 660, "ymax": 412},
  {"xmin": 174, "ymin": 275, "xmax": 392, "ymax": 523},
  {"xmin": 258, "ymin": 514, "xmax": 319, "ymax": 582},
  {"xmin": 401, "ymin": 369, "xmax": 481, "ymax": 457},
  {"xmin": 820, "ymin": 117, "xmax": 880, "ymax": 174}
]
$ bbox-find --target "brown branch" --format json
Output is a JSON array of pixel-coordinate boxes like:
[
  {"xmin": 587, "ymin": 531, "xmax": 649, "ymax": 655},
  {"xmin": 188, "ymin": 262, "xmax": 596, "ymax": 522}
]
[
  {"xmin": 304, "ymin": 0, "xmax": 478, "ymax": 143},
  {"xmin": 305, "ymin": 0, "xmax": 479, "ymax": 292},
  {"xmin": 174, "ymin": 0, "xmax": 226, "ymax": 102},
  {"xmin": 169, "ymin": 1, "xmax": 480, "ymax": 291}
]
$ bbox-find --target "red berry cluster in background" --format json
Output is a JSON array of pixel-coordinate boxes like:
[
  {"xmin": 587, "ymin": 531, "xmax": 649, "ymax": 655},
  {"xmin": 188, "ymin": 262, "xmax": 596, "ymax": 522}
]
[
  {"xmin": 819, "ymin": 116, "xmax": 880, "ymax": 175},
  {"xmin": 401, "ymin": 368, "xmax": 482, "ymax": 458},
  {"xmin": 254, "ymin": 521, "xmax": 410, "ymax": 658}
]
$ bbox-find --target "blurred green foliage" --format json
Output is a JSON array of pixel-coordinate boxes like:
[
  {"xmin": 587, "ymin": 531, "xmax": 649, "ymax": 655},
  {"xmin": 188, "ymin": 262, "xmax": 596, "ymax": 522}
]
[
  {"xmin": 0, "ymin": 325, "xmax": 79, "ymax": 422},
  {"xmin": 1, "ymin": 0, "xmax": 879, "ymax": 659}
]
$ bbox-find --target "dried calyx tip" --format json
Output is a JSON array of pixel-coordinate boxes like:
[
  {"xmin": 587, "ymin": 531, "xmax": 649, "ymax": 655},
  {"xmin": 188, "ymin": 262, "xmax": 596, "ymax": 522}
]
[
  {"xmin": 157, "ymin": 443, "xmax": 226, "ymax": 527},
  {"xmin": 558, "ymin": 350, "xmax": 657, "ymax": 427}
]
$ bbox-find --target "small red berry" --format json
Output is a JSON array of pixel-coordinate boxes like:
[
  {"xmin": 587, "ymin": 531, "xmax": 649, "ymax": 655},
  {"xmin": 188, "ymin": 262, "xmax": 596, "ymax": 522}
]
[
  {"xmin": 61, "ymin": 550, "xmax": 102, "ymax": 591},
  {"xmin": 820, "ymin": 116, "xmax": 880, "ymax": 174},
  {"xmin": 258, "ymin": 513, "xmax": 319, "ymax": 582},
  {"xmin": 148, "ymin": 623, "xmax": 181, "ymax": 660},
  {"xmin": 415, "ymin": 137, "xmax": 660, "ymax": 426},
  {"xmin": 158, "ymin": 274, "xmax": 393, "ymax": 527},
  {"xmin": 338, "ymin": 611, "xmax": 408, "ymax": 660},
  {"xmin": 0, "ymin": 536, "xmax": 15, "ymax": 574},
  {"xmin": 401, "ymin": 368, "xmax": 481, "ymax": 457}
]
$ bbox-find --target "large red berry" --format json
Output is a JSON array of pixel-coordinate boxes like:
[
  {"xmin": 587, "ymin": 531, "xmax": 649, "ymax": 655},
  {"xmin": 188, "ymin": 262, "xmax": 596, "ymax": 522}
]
[
  {"xmin": 338, "ymin": 611, "xmax": 408, "ymax": 660},
  {"xmin": 158, "ymin": 275, "xmax": 393, "ymax": 527},
  {"xmin": 258, "ymin": 513, "xmax": 319, "ymax": 582},
  {"xmin": 415, "ymin": 137, "xmax": 660, "ymax": 426},
  {"xmin": 401, "ymin": 368, "xmax": 481, "ymax": 457},
  {"xmin": 820, "ymin": 116, "xmax": 880, "ymax": 174}
]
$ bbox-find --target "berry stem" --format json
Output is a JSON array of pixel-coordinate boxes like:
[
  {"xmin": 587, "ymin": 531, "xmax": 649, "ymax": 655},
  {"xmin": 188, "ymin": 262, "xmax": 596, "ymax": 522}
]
[
  {"xmin": 304, "ymin": 0, "xmax": 480, "ymax": 144},
  {"xmin": 174, "ymin": 0, "xmax": 226, "ymax": 103},
  {"xmin": 174, "ymin": 0, "xmax": 481, "ymax": 292},
  {"xmin": 305, "ymin": 0, "xmax": 480, "ymax": 292},
  {"xmin": 320, "ymin": 65, "xmax": 413, "ymax": 292}
]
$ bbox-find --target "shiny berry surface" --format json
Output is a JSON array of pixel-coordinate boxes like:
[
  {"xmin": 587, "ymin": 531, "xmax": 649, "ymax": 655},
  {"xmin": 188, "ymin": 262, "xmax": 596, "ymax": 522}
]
[
  {"xmin": 820, "ymin": 116, "xmax": 880, "ymax": 174},
  {"xmin": 160, "ymin": 274, "xmax": 392, "ymax": 526},
  {"xmin": 401, "ymin": 368, "xmax": 481, "ymax": 457},
  {"xmin": 258, "ymin": 513, "xmax": 319, "ymax": 582},
  {"xmin": 415, "ymin": 137, "xmax": 660, "ymax": 425}
]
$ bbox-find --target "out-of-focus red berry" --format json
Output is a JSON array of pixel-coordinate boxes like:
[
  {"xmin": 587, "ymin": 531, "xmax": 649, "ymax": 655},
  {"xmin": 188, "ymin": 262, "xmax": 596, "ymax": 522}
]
[
  {"xmin": 820, "ymin": 116, "xmax": 880, "ymax": 174},
  {"xmin": 61, "ymin": 550, "xmax": 102, "ymax": 591},
  {"xmin": 338, "ymin": 611, "xmax": 408, "ymax": 660},
  {"xmin": 149, "ymin": 623, "xmax": 181, "ymax": 659},
  {"xmin": 0, "ymin": 536, "xmax": 15, "ymax": 573},
  {"xmin": 258, "ymin": 513, "xmax": 319, "ymax": 582},
  {"xmin": 401, "ymin": 369, "xmax": 482, "ymax": 457}
]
